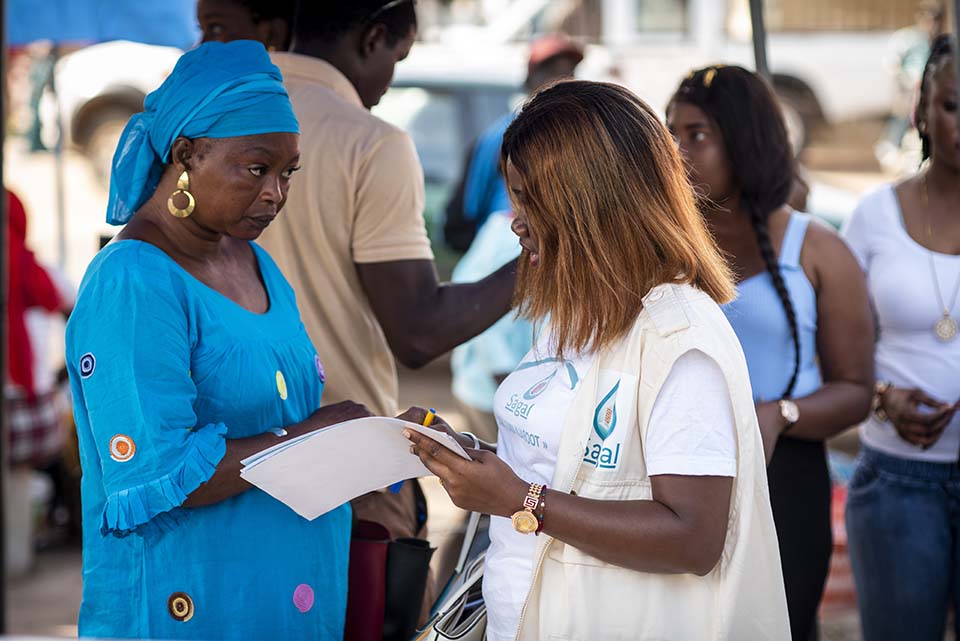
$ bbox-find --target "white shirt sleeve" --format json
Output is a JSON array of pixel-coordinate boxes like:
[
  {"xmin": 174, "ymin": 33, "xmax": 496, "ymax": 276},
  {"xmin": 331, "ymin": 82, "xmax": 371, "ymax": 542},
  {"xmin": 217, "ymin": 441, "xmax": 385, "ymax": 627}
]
[{"xmin": 644, "ymin": 350, "xmax": 737, "ymax": 478}]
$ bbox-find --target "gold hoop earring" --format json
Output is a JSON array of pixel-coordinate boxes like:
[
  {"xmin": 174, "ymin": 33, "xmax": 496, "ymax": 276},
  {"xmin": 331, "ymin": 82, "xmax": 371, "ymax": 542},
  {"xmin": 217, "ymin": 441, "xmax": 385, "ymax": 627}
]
[{"xmin": 167, "ymin": 171, "xmax": 195, "ymax": 219}]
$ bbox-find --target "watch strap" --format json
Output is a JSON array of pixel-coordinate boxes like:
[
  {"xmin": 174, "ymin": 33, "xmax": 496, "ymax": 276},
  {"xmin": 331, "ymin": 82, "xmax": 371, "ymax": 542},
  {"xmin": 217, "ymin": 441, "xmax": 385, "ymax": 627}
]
[
  {"xmin": 522, "ymin": 483, "xmax": 543, "ymax": 510},
  {"xmin": 535, "ymin": 487, "xmax": 547, "ymax": 535}
]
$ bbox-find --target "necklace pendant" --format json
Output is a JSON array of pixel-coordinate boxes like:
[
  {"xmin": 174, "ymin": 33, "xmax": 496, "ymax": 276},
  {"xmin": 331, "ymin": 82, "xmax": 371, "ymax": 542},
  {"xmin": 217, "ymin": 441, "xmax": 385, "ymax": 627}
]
[{"xmin": 935, "ymin": 315, "xmax": 958, "ymax": 342}]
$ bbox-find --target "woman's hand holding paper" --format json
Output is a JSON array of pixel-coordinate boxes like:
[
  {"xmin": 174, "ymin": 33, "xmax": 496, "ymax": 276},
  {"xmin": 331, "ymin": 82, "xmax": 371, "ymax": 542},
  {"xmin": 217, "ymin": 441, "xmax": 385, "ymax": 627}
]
[
  {"xmin": 397, "ymin": 406, "xmax": 495, "ymax": 453},
  {"xmin": 403, "ymin": 418, "xmax": 527, "ymax": 518},
  {"xmin": 397, "ymin": 406, "xmax": 457, "ymax": 437}
]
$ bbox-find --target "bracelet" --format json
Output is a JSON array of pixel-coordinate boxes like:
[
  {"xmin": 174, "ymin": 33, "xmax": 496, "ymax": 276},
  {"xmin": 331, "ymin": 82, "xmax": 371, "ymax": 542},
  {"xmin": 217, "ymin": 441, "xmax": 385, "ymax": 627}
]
[
  {"xmin": 872, "ymin": 381, "xmax": 893, "ymax": 423},
  {"xmin": 461, "ymin": 431, "xmax": 481, "ymax": 450},
  {"xmin": 535, "ymin": 486, "xmax": 547, "ymax": 535}
]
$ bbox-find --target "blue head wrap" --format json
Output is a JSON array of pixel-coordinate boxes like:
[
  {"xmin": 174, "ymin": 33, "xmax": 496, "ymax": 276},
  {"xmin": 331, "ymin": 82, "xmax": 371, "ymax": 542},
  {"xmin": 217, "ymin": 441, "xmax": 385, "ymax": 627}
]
[{"xmin": 106, "ymin": 41, "xmax": 300, "ymax": 225}]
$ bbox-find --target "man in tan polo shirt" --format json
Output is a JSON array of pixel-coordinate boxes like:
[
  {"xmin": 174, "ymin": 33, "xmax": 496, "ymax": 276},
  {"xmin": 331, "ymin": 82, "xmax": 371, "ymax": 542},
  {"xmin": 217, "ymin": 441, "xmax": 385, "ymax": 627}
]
[{"xmin": 259, "ymin": 2, "xmax": 517, "ymax": 535}]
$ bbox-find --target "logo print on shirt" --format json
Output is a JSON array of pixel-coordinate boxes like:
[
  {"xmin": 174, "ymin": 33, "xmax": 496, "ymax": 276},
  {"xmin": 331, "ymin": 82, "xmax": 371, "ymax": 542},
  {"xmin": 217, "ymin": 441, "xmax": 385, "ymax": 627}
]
[
  {"xmin": 515, "ymin": 358, "xmax": 581, "ymax": 391},
  {"xmin": 593, "ymin": 380, "xmax": 620, "ymax": 441},
  {"xmin": 79, "ymin": 353, "xmax": 96, "ymax": 378},
  {"xmin": 276, "ymin": 370, "xmax": 288, "ymax": 400},
  {"xmin": 523, "ymin": 369, "xmax": 558, "ymax": 401},
  {"xmin": 584, "ymin": 379, "xmax": 623, "ymax": 470},
  {"xmin": 507, "ymin": 357, "xmax": 582, "ymax": 422}
]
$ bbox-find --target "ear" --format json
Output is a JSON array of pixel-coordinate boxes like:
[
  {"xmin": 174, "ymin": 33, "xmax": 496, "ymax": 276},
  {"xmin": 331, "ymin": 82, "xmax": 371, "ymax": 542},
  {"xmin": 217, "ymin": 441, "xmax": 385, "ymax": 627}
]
[
  {"xmin": 259, "ymin": 18, "xmax": 289, "ymax": 51},
  {"xmin": 170, "ymin": 137, "xmax": 197, "ymax": 173},
  {"xmin": 358, "ymin": 23, "xmax": 389, "ymax": 59}
]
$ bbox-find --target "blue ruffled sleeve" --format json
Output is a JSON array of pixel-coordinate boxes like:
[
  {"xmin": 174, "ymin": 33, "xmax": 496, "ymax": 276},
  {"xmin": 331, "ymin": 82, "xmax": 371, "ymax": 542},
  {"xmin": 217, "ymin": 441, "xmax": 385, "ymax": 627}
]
[{"xmin": 67, "ymin": 248, "xmax": 227, "ymax": 536}]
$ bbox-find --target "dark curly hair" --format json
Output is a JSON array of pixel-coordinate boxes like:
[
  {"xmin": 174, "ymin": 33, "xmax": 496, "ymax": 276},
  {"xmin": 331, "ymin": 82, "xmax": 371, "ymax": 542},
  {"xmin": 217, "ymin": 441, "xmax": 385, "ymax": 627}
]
[
  {"xmin": 235, "ymin": 0, "xmax": 296, "ymax": 23},
  {"xmin": 293, "ymin": 0, "xmax": 418, "ymax": 47}
]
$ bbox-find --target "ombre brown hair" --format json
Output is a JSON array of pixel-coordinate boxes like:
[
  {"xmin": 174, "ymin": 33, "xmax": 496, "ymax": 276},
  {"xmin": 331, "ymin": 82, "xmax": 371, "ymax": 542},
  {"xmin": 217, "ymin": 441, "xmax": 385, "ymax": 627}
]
[{"xmin": 501, "ymin": 80, "xmax": 734, "ymax": 357}]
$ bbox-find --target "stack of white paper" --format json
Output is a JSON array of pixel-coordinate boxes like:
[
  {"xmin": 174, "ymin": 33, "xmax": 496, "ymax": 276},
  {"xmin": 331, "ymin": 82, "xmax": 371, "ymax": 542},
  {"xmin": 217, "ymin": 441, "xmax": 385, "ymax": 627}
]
[{"xmin": 240, "ymin": 417, "xmax": 470, "ymax": 520}]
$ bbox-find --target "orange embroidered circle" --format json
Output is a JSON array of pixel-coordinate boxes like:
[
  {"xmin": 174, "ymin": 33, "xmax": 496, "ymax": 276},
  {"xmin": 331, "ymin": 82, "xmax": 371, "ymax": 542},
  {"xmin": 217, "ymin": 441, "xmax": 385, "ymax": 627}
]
[
  {"xmin": 109, "ymin": 434, "xmax": 136, "ymax": 463},
  {"xmin": 167, "ymin": 592, "xmax": 194, "ymax": 622}
]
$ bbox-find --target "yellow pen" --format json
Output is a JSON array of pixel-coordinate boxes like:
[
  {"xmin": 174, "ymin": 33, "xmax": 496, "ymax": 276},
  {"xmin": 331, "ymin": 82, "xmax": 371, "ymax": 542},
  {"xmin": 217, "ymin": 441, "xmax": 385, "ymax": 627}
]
[{"xmin": 391, "ymin": 408, "xmax": 437, "ymax": 494}]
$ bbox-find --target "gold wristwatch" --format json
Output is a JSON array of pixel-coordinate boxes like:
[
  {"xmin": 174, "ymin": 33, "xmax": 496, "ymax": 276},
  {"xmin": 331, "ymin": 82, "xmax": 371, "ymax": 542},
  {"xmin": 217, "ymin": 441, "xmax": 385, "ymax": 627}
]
[{"xmin": 511, "ymin": 483, "xmax": 544, "ymax": 534}]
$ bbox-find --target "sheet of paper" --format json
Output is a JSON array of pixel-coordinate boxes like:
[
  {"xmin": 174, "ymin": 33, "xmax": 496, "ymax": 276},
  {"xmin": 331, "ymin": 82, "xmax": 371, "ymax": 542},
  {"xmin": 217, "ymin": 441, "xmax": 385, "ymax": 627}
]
[
  {"xmin": 240, "ymin": 417, "xmax": 470, "ymax": 520},
  {"xmin": 240, "ymin": 429, "xmax": 318, "ymax": 467}
]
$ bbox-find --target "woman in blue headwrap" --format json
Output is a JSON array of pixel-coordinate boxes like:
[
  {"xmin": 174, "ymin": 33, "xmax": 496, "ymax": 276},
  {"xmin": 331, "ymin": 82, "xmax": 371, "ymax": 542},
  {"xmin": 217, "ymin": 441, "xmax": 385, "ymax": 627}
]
[{"xmin": 66, "ymin": 41, "xmax": 370, "ymax": 640}]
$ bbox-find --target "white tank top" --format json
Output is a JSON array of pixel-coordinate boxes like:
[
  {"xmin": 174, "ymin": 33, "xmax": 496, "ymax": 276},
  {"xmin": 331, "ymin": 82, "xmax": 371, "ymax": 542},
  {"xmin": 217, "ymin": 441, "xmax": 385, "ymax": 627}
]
[{"xmin": 843, "ymin": 184, "xmax": 960, "ymax": 462}]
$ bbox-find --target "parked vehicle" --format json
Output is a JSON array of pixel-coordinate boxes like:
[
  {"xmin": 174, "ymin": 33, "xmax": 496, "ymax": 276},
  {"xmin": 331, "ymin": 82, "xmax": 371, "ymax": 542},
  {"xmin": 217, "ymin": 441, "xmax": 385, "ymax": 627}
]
[
  {"xmin": 431, "ymin": 0, "xmax": 905, "ymax": 153},
  {"xmin": 47, "ymin": 0, "xmax": 893, "ymax": 239},
  {"xmin": 40, "ymin": 40, "xmax": 181, "ymax": 187},
  {"xmin": 374, "ymin": 52, "xmax": 526, "ymax": 238}
]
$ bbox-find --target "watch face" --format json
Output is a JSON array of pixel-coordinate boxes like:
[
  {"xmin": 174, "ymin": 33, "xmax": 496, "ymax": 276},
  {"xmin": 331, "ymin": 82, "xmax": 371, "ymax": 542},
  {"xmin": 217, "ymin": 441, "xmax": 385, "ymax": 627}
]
[
  {"xmin": 781, "ymin": 400, "xmax": 800, "ymax": 424},
  {"xmin": 511, "ymin": 510, "xmax": 539, "ymax": 534}
]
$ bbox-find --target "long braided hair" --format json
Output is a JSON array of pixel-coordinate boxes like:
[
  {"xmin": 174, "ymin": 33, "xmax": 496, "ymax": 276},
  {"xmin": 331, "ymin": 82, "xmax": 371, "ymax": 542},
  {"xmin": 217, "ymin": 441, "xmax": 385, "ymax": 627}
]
[
  {"xmin": 671, "ymin": 65, "xmax": 800, "ymax": 398},
  {"xmin": 916, "ymin": 34, "xmax": 956, "ymax": 163}
]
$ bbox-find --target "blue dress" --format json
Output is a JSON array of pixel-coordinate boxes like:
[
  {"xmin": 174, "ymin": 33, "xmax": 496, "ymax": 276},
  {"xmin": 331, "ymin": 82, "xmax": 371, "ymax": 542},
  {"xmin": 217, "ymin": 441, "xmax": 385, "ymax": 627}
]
[{"xmin": 66, "ymin": 240, "xmax": 351, "ymax": 640}]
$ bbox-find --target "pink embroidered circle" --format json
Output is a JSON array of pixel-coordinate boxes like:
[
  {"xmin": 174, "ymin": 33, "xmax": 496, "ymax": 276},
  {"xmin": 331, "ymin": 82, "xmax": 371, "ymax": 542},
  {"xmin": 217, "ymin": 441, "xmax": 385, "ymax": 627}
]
[
  {"xmin": 314, "ymin": 355, "xmax": 325, "ymax": 383},
  {"xmin": 293, "ymin": 583, "xmax": 314, "ymax": 613}
]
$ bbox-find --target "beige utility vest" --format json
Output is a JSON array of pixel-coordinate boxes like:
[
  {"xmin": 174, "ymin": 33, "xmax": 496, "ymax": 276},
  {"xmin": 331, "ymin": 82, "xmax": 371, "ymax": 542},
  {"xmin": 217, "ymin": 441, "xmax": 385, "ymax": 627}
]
[{"xmin": 514, "ymin": 283, "xmax": 790, "ymax": 641}]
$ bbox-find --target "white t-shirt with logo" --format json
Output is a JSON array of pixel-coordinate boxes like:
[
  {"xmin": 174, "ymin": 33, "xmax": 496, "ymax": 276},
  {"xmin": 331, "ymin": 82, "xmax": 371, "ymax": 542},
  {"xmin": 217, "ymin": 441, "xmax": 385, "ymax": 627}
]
[{"xmin": 483, "ymin": 339, "xmax": 738, "ymax": 641}]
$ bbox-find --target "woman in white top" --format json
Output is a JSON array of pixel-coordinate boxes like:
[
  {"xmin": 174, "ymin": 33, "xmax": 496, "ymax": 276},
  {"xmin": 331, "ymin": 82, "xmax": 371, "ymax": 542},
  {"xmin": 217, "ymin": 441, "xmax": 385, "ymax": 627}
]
[
  {"xmin": 842, "ymin": 34, "xmax": 960, "ymax": 641},
  {"xmin": 401, "ymin": 80, "xmax": 789, "ymax": 641}
]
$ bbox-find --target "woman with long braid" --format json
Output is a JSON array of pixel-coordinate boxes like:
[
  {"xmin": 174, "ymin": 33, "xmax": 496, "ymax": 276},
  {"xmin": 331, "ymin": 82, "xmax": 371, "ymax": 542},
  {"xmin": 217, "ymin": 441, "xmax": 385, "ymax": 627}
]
[
  {"xmin": 842, "ymin": 35, "xmax": 960, "ymax": 641},
  {"xmin": 668, "ymin": 65, "xmax": 874, "ymax": 641}
]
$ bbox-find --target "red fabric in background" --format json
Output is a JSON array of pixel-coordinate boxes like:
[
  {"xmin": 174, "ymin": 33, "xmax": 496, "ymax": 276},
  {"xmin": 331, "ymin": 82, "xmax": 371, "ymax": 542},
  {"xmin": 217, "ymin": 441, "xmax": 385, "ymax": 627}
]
[{"xmin": 7, "ymin": 189, "xmax": 63, "ymax": 400}]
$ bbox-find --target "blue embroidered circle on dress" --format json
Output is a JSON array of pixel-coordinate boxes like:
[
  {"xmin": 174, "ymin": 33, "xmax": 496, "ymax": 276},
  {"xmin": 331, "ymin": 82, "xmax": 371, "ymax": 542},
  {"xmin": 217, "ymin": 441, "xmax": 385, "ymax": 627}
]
[{"xmin": 79, "ymin": 353, "xmax": 96, "ymax": 378}]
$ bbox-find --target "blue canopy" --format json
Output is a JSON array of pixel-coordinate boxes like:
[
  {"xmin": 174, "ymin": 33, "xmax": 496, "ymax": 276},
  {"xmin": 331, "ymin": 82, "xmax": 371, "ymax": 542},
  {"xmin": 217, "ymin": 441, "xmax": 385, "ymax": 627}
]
[{"xmin": 7, "ymin": 0, "xmax": 198, "ymax": 49}]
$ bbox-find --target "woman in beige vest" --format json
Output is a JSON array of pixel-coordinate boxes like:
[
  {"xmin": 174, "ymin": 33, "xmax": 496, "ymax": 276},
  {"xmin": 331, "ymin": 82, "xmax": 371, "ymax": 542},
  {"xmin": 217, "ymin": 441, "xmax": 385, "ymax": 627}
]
[{"xmin": 403, "ymin": 80, "xmax": 789, "ymax": 640}]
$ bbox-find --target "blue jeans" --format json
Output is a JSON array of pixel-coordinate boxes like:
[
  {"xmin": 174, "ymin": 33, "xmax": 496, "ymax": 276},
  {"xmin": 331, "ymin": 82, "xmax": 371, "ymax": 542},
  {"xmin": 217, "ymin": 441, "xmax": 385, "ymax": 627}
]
[{"xmin": 846, "ymin": 446, "xmax": 960, "ymax": 641}]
